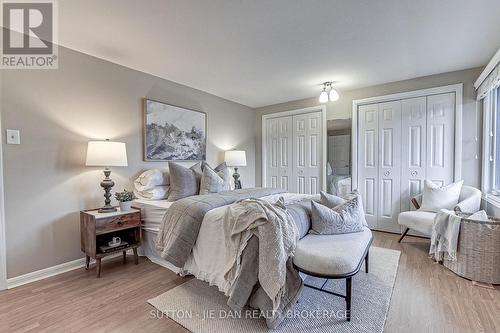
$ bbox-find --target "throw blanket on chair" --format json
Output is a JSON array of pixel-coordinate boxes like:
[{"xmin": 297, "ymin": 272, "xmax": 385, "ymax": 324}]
[
  {"xmin": 223, "ymin": 198, "xmax": 303, "ymax": 329},
  {"xmin": 430, "ymin": 209, "xmax": 462, "ymax": 262}
]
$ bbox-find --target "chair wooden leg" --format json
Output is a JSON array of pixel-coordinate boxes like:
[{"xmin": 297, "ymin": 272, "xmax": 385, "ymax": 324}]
[
  {"xmin": 398, "ymin": 228, "xmax": 410, "ymax": 243},
  {"xmin": 123, "ymin": 250, "xmax": 127, "ymax": 264},
  {"xmin": 85, "ymin": 255, "xmax": 90, "ymax": 270},
  {"xmin": 346, "ymin": 277, "xmax": 352, "ymax": 321},
  {"xmin": 365, "ymin": 250, "xmax": 369, "ymax": 273}
]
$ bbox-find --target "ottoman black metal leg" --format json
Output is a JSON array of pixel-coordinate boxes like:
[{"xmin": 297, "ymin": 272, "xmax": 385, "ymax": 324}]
[
  {"xmin": 365, "ymin": 250, "xmax": 369, "ymax": 273},
  {"xmin": 346, "ymin": 277, "xmax": 352, "ymax": 321}
]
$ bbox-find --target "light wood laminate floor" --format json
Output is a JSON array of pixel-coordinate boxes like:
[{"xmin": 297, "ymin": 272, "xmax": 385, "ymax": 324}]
[{"xmin": 1, "ymin": 232, "xmax": 499, "ymax": 333}]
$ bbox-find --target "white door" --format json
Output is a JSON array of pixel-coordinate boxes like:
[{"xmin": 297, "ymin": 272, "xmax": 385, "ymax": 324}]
[
  {"xmin": 358, "ymin": 104, "xmax": 379, "ymax": 229},
  {"xmin": 401, "ymin": 97, "xmax": 427, "ymax": 212},
  {"xmin": 265, "ymin": 116, "xmax": 293, "ymax": 191},
  {"xmin": 377, "ymin": 101, "xmax": 402, "ymax": 232},
  {"xmin": 426, "ymin": 93, "xmax": 455, "ymax": 186},
  {"xmin": 293, "ymin": 112, "xmax": 322, "ymax": 194},
  {"xmin": 330, "ymin": 135, "xmax": 350, "ymax": 175}
]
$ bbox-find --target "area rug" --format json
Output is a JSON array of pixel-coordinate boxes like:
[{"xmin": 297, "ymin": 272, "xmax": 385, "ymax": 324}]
[{"xmin": 148, "ymin": 246, "xmax": 400, "ymax": 333}]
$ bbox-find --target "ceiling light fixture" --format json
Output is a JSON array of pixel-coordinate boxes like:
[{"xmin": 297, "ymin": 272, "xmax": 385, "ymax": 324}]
[
  {"xmin": 319, "ymin": 86, "xmax": 329, "ymax": 103},
  {"xmin": 319, "ymin": 81, "xmax": 340, "ymax": 103}
]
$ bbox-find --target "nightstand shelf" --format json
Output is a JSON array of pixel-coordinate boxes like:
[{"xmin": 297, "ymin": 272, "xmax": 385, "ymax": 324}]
[{"xmin": 80, "ymin": 208, "xmax": 142, "ymax": 277}]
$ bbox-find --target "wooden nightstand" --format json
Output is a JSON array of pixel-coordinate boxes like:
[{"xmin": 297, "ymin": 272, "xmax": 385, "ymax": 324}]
[{"xmin": 80, "ymin": 208, "xmax": 141, "ymax": 277}]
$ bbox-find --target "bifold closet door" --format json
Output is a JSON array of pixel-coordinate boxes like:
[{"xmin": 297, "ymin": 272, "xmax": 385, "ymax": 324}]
[
  {"xmin": 292, "ymin": 112, "xmax": 322, "ymax": 194},
  {"xmin": 401, "ymin": 97, "xmax": 427, "ymax": 212},
  {"xmin": 265, "ymin": 116, "xmax": 293, "ymax": 192},
  {"xmin": 377, "ymin": 101, "xmax": 402, "ymax": 232},
  {"xmin": 358, "ymin": 104, "xmax": 379, "ymax": 229}
]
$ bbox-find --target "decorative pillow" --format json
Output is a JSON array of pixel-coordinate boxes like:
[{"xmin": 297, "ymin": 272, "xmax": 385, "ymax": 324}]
[
  {"xmin": 214, "ymin": 162, "xmax": 231, "ymax": 191},
  {"xmin": 134, "ymin": 185, "xmax": 170, "ymax": 200},
  {"xmin": 199, "ymin": 163, "xmax": 230, "ymax": 194},
  {"xmin": 420, "ymin": 180, "xmax": 464, "ymax": 212},
  {"xmin": 467, "ymin": 210, "xmax": 489, "ymax": 221},
  {"xmin": 319, "ymin": 191, "xmax": 346, "ymax": 208},
  {"xmin": 326, "ymin": 162, "xmax": 333, "ymax": 176},
  {"xmin": 167, "ymin": 161, "xmax": 204, "ymax": 201},
  {"xmin": 310, "ymin": 197, "xmax": 365, "ymax": 235},
  {"xmin": 134, "ymin": 168, "xmax": 169, "ymax": 192}
]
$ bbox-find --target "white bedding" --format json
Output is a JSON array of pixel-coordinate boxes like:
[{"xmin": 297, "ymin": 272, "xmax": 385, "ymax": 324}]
[
  {"xmin": 133, "ymin": 199, "xmax": 173, "ymax": 231},
  {"xmin": 136, "ymin": 192, "xmax": 318, "ymax": 293}
]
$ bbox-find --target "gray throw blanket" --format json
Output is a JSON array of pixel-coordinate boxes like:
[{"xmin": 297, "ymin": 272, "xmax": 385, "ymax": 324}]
[
  {"xmin": 430, "ymin": 209, "xmax": 462, "ymax": 262},
  {"xmin": 223, "ymin": 198, "xmax": 305, "ymax": 329},
  {"xmin": 155, "ymin": 187, "xmax": 285, "ymax": 268}
]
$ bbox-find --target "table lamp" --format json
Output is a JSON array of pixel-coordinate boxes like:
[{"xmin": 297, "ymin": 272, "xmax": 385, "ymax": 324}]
[
  {"xmin": 86, "ymin": 140, "xmax": 128, "ymax": 213},
  {"xmin": 224, "ymin": 150, "xmax": 247, "ymax": 189}
]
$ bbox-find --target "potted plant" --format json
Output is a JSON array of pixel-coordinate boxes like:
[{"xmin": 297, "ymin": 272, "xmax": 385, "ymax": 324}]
[{"xmin": 114, "ymin": 189, "xmax": 135, "ymax": 211}]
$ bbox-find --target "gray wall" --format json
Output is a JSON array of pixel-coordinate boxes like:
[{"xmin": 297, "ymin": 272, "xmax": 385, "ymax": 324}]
[
  {"xmin": 1, "ymin": 46, "xmax": 256, "ymax": 278},
  {"xmin": 255, "ymin": 67, "xmax": 483, "ymax": 188}
]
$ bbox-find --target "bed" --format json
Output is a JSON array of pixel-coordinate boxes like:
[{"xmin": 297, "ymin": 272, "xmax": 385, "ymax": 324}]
[{"xmin": 133, "ymin": 192, "xmax": 318, "ymax": 291}]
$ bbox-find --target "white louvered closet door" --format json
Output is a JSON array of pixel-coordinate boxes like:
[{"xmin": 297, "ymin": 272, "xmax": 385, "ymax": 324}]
[
  {"xmin": 377, "ymin": 101, "xmax": 402, "ymax": 232},
  {"xmin": 425, "ymin": 93, "xmax": 455, "ymax": 186},
  {"xmin": 401, "ymin": 97, "xmax": 427, "ymax": 212},
  {"xmin": 292, "ymin": 112, "xmax": 322, "ymax": 194},
  {"xmin": 358, "ymin": 104, "xmax": 379, "ymax": 229},
  {"xmin": 265, "ymin": 116, "xmax": 293, "ymax": 191}
]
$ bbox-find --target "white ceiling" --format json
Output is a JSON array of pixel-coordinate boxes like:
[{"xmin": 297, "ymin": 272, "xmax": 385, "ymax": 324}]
[{"xmin": 59, "ymin": 0, "xmax": 500, "ymax": 108}]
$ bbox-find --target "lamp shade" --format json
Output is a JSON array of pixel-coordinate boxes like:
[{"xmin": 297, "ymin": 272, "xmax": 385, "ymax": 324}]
[
  {"xmin": 225, "ymin": 150, "xmax": 247, "ymax": 167},
  {"xmin": 85, "ymin": 140, "xmax": 128, "ymax": 167}
]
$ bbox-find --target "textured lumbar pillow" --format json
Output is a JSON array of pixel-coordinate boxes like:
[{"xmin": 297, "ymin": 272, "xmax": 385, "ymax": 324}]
[
  {"xmin": 310, "ymin": 196, "xmax": 365, "ymax": 235},
  {"xmin": 319, "ymin": 191, "xmax": 346, "ymax": 208},
  {"xmin": 167, "ymin": 161, "xmax": 204, "ymax": 201},
  {"xmin": 199, "ymin": 162, "xmax": 231, "ymax": 194},
  {"xmin": 420, "ymin": 179, "xmax": 464, "ymax": 212}
]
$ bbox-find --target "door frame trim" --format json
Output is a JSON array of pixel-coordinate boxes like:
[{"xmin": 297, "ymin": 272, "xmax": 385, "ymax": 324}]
[
  {"xmin": 351, "ymin": 83, "xmax": 463, "ymax": 190},
  {"xmin": 261, "ymin": 105, "xmax": 327, "ymax": 191}
]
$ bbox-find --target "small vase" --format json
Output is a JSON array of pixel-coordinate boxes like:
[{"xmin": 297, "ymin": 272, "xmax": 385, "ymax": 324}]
[{"xmin": 119, "ymin": 201, "xmax": 132, "ymax": 211}]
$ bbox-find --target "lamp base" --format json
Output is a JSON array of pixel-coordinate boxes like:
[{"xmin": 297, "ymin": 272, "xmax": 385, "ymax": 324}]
[
  {"xmin": 233, "ymin": 167, "xmax": 242, "ymax": 190},
  {"xmin": 99, "ymin": 169, "xmax": 117, "ymax": 213}
]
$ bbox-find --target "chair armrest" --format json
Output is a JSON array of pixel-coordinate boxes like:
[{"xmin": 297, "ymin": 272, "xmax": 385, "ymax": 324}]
[
  {"xmin": 455, "ymin": 194, "xmax": 481, "ymax": 214},
  {"xmin": 411, "ymin": 194, "xmax": 422, "ymax": 209}
]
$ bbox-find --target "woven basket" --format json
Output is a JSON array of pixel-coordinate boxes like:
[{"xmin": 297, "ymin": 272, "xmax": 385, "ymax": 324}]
[{"xmin": 443, "ymin": 213, "xmax": 500, "ymax": 284}]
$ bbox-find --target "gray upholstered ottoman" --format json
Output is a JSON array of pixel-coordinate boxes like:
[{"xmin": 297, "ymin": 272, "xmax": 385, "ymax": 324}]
[{"xmin": 293, "ymin": 227, "xmax": 373, "ymax": 321}]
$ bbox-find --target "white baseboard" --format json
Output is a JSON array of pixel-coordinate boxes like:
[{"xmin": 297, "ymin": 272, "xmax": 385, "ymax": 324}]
[{"xmin": 7, "ymin": 254, "xmax": 121, "ymax": 289}]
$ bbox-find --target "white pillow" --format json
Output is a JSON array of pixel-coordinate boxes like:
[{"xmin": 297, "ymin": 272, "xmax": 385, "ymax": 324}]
[
  {"xmin": 134, "ymin": 185, "xmax": 170, "ymax": 200},
  {"xmin": 420, "ymin": 180, "xmax": 464, "ymax": 212},
  {"xmin": 326, "ymin": 162, "xmax": 333, "ymax": 176},
  {"xmin": 134, "ymin": 168, "xmax": 169, "ymax": 192}
]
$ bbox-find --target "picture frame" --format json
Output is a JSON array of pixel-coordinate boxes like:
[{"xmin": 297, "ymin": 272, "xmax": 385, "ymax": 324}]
[{"xmin": 143, "ymin": 99, "xmax": 207, "ymax": 161}]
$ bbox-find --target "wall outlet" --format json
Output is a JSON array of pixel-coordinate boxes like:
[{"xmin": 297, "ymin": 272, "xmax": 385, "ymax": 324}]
[{"xmin": 6, "ymin": 129, "xmax": 20, "ymax": 145}]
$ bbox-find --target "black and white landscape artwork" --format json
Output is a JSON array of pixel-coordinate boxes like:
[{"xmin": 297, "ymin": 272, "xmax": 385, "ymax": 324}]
[{"xmin": 144, "ymin": 99, "xmax": 206, "ymax": 161}]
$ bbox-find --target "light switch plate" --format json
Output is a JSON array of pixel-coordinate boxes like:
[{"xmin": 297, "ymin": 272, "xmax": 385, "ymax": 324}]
[{"xmin": 6, "ymin": 129, "xmax": 20, "ymax": 145}]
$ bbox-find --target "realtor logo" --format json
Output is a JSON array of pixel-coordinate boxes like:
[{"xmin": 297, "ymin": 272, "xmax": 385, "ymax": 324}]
[{"xmin": 1, "ymin": 0, "xmax": 58, "ymax": 68}]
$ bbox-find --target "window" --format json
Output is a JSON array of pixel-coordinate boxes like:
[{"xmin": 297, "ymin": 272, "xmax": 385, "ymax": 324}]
[{"xmin": 483, "ymin": 86, "xmax": 500, "ymax": 200}]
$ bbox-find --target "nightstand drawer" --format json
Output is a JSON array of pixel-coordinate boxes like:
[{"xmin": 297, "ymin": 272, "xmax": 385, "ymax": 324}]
[{"xmin": 95, "ymin": 212, "xmax": 140, "ymax": 234}]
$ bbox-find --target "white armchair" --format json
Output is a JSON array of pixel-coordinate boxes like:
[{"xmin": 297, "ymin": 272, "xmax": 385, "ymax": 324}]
[{"xmin": 398, "ymin": 185, "xmax": 482, "ymax": 242}]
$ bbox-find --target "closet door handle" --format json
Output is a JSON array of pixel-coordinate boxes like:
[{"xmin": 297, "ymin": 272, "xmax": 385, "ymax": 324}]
[
  {"xmin": 384, "ymin": 170, "xmax": 391, "ymax": 177},
  {"xmin": 411, "ymin": 171, "xmax": 418, "ymax": 177}
]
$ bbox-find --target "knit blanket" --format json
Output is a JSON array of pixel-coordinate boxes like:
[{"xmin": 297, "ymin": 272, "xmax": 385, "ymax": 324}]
[
  {"xmin": 223, "ymin": 198, "xmax": 303, "ymax": 328},
  {"xmin": 429, "ymin": 209, "xmax": 462, "ymax": 261}
]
